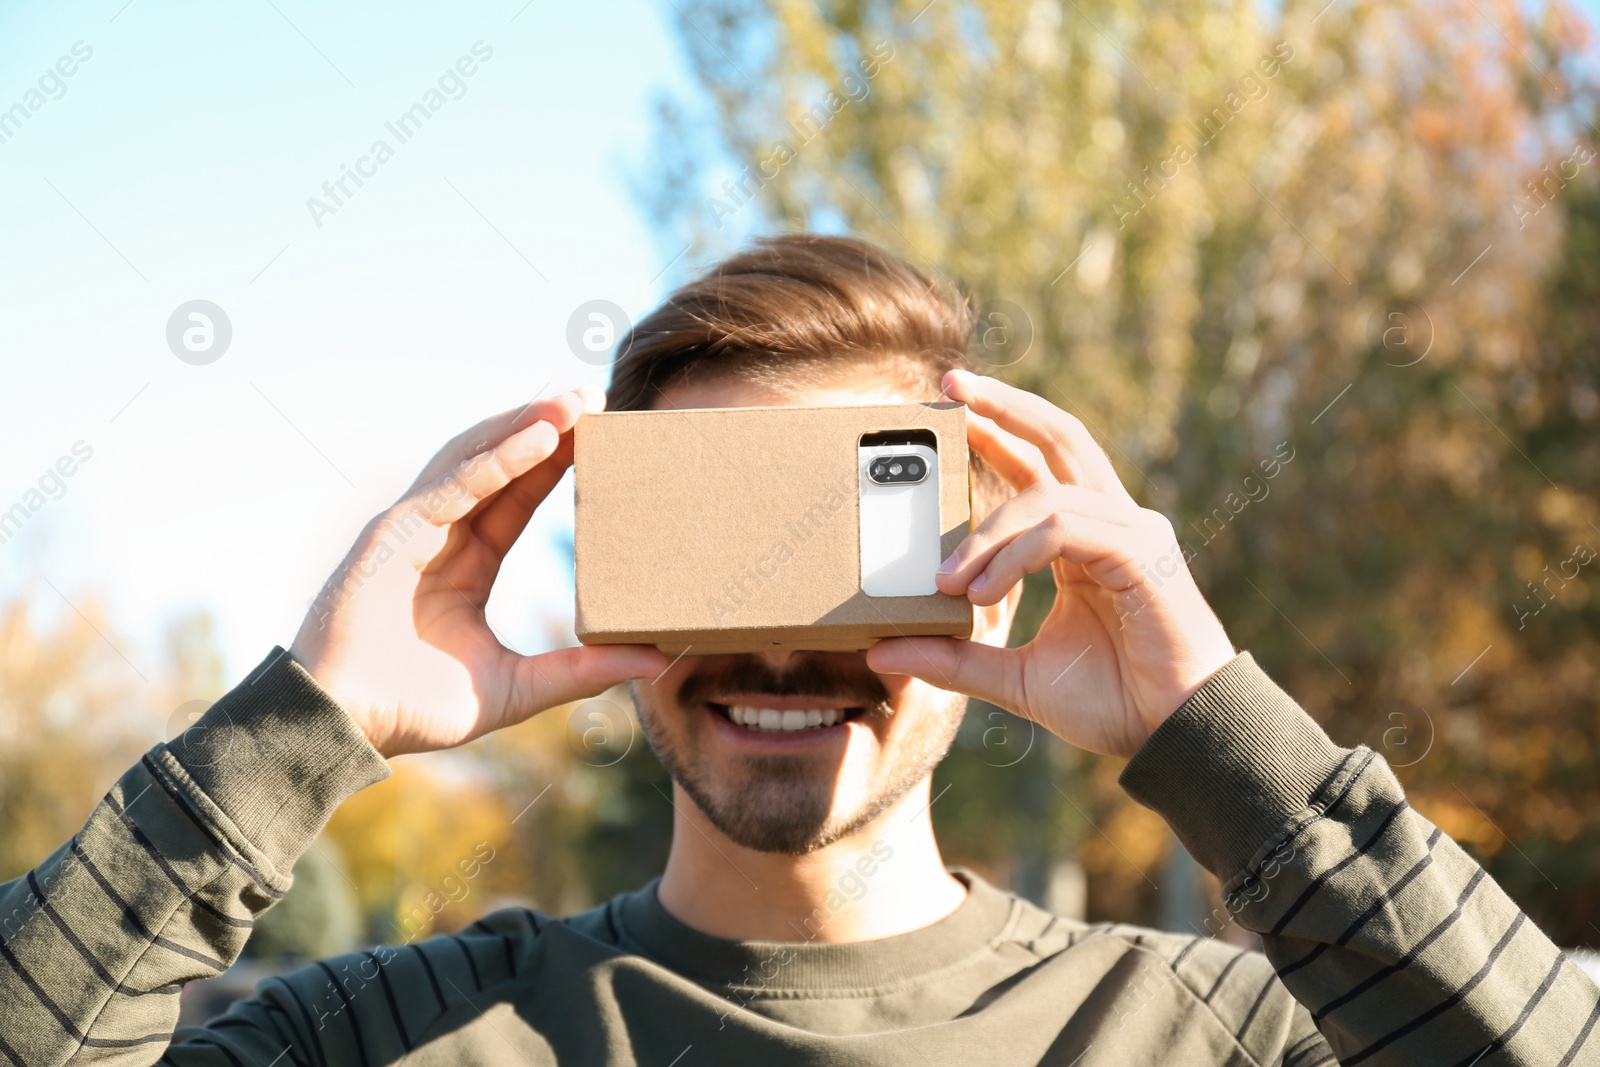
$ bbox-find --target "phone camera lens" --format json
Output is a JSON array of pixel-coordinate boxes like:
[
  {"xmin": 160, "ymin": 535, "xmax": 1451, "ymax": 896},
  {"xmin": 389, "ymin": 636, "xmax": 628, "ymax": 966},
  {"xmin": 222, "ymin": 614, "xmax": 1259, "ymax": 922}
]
[
  {"xmin": 907, "ymin": 461, "xmax": 921, "ymax": 476},
  {"xmin": 889, "ymin": 462, "xmax": 903, "ymax": 476}
]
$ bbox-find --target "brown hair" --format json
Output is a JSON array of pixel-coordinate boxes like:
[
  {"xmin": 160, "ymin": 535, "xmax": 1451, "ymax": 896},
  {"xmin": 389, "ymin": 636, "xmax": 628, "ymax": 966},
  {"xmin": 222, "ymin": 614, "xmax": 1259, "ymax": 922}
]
[{"xmin": 607, "ymin": 234, "xmax": 1009, "ymax": 516}]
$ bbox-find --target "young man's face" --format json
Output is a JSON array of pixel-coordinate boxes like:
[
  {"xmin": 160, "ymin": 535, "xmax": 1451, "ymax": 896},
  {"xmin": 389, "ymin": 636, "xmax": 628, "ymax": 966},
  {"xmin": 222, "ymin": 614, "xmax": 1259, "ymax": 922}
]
[{"xmin": 628, "ymin": 371, "xmax": 1008, "ymax": 855}]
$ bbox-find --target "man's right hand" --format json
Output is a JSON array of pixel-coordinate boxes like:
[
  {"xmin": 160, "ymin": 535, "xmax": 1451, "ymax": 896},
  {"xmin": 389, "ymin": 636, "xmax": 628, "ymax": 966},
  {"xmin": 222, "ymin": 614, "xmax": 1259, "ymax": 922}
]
[{"xmin": 289, "ymin": 385, "xmax": 669, "ymax": 758}]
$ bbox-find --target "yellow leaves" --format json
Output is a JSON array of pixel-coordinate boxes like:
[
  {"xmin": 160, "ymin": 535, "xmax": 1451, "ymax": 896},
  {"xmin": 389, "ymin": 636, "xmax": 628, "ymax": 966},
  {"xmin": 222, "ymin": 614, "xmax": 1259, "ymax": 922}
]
[
  {"xmin": 321, "ymin": 697, "xmax": 609, "ymax": 937},
  {"xmin": 1536, "ymin": 485, "xmax": 1590, "ymax": 530},
  {"xmin": 1420, "ymin": 771, "xmax": 1587, "ymax": 858},
  {"xmin": 1413, "ymin": 794, "xmax": 1504, "ymax": 857},
  {"xmin": 1077, "ymin": 791, "xmax": 1169, "ymax": 877},
  {"xmin": 1408, "ymin": 105, "xmax": 1455, "ymax": 150},
  {"xmin": 0, "ymin": 584, "xmax": 177, "ymax": 879},
  {"xmin": 888, "ymin": 147, "xmax": 936, "ymax": 217},
  {"xmin": 1090, "ymin": 116, "xmax": 1126, "ymax": 152},
  {"xmin": 1513, "ymin": 543, "xmax": 1547, "ymax": 581},
  {"xmin": 1386, "ymin": 250, "xmax": 1425, "ymax": 295},
  {"xmin": 1401, "ymin": 416, "xmax": 1494, "ymax": 498},
  {"xmin": 322, "ymin": 758, "xmax": 516, "ymax": 935},
  {"xmin": 1018, "ymin": 0, "xmax": 1065, "ymax": 71},
  {"xmin": 1074, "ymin": 225, "xmax": 1117, "ymax": 294},
  {"xmin": 1321, "ymin": 94, "xmax": 1355, "ymax": 142},
  {"xmin": 1435, "ymin": 593, "xmax": 1503, "ymax": 665},
  {"xmin": 1545, "ymin": 802, "xmax": 1584, "ymax": 842}
]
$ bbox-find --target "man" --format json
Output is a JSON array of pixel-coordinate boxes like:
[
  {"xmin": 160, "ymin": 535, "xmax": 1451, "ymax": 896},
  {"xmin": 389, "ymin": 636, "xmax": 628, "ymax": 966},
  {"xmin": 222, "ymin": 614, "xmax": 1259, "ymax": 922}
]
[{"xmin": 0, "ymin": 236, "xmax": 1593, "ymax": 1065}]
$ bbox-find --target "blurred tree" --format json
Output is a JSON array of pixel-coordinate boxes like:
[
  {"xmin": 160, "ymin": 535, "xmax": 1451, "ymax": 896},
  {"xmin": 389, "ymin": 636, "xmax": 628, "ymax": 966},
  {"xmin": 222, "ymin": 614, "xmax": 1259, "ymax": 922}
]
[
  {"xmin": 318, "ymin": 678, "xmax": 675, "ymax": 942},
  {"xmin": 0, "ymin": 579, "xmax": 220, "ymax": 881},
  {"xmin": 649, "ymin": 0, "xmax": 1600, "ymax": 942},
  {"xmin": 321, "ymin": 756, "xmax": 524, "ymax": 943}
]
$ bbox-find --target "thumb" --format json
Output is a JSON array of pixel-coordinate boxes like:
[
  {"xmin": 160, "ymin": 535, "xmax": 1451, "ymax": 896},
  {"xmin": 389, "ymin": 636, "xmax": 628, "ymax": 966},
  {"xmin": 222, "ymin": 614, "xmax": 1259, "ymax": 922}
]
[
  {"xmin": 866, "ymin": 636, "xmax": 1019, "ymax": 710},
  {"xmin": 511, "ymin": 644, "xmax": 672, "ymax": 717}
]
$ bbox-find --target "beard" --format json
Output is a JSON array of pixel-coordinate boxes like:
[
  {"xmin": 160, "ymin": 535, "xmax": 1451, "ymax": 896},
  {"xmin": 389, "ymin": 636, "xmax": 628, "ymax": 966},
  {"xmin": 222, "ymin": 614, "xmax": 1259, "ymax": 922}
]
[{"xmin": 632, "ymin": 654, "xmax": 968, "ymax": 854}]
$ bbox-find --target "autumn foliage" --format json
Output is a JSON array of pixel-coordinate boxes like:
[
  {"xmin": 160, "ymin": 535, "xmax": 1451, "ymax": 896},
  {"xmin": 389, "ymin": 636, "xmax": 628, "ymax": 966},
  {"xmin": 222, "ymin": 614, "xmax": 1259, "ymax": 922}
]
[{"xmin": 649, "ymin": 0, "xmax": 1600, "ymax": 943}]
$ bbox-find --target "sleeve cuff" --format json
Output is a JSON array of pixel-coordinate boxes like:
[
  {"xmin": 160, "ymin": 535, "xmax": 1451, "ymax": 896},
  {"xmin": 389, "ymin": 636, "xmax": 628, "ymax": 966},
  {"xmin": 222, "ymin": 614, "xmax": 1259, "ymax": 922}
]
[
  {"xmin": 1118, "ymin": 651, "xmax": 1356, "ymax": 880},
  {"xmin": 161, "ymin": 646, "xmax": 391, "ymax": 873}
]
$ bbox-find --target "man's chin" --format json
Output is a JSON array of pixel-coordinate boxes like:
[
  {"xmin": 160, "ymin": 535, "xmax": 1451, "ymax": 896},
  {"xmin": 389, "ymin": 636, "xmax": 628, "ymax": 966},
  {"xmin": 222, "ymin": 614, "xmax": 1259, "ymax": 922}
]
[
  {"xmin": 634, "ymin": 679, "xmax": 969, "ymax": 855},
  {"xmin": 678, "ymin": 773, "xmax": 844, "ymax": 855}
]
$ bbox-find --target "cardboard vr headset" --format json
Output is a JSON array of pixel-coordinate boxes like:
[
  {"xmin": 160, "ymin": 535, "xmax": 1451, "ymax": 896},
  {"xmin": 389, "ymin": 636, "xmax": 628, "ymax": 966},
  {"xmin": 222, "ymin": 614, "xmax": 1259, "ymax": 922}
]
[{"xmin": 573, "ymin": 402, "xmax": 974, "ymax": 654}]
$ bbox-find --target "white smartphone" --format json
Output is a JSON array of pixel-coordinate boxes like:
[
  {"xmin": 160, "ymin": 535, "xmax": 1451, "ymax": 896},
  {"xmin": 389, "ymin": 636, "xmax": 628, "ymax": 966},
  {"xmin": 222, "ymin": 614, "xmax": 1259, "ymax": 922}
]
[{"xmin": 859, "ymin": 440, "xmax": 942, "ymax": 597}]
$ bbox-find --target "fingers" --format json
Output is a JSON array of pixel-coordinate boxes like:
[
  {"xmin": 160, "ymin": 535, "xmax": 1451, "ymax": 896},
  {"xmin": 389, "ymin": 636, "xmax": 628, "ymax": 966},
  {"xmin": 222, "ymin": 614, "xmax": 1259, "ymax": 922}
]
[
  {"xmin": 414, "ymin": 428, "xmax": 578, "ymax": 603},
  {"xmin": 865, "ymin": 636, "xmax": 1020, "ymax": 711},
  {"xmin": 937, "ymin": 482, "xmax": 1141, "ymax": 597},
  {"xmin": 408, "ymin": 419, "xmax": 562, "ymax": 528},
  {"xmin": 966, "ymin": 409, "xmax": 1050, "ymax": 491},
  {"xmin": 365, "ymin": 386, "xmax": 602, "ymax": 616},
  {"xmin": 405, "ymin": 386, "xmax": 603, "ymax": 564},
  {"xmin": 507, "ymin": 644, "xmax": 671, "ymax": 722},
  {"xmin": 470, "ymin": 429, "xmax": 577, "ymax": 556},
  {"xmin": 968, "ymin": 510, "xmax": 1153, "ymax": 605},
  {"xmin": 945, "ymin": 370, "xmax": 1133, "ymax": 501},
  {"xmin": 403, "ymin": 385, "xmax": 603, "ymax": 497}
]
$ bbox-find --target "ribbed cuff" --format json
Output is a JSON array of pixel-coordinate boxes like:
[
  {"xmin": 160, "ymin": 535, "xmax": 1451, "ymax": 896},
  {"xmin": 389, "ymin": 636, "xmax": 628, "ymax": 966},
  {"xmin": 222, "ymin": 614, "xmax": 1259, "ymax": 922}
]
[
  {"xmin": 163, "ymin": 646, "xmax": 391, "ymax": 872},
  {"xmin": 1118, "ymin": 652, "xmax": 1353, "ymax": 880}
]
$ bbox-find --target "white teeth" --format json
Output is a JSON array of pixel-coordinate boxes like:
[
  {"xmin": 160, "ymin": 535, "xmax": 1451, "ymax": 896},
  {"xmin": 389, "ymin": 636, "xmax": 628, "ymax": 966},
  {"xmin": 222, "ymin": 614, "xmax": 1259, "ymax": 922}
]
[{"xmin": 722, "ymin": 705, "xmax": 852, "ymax": 732}]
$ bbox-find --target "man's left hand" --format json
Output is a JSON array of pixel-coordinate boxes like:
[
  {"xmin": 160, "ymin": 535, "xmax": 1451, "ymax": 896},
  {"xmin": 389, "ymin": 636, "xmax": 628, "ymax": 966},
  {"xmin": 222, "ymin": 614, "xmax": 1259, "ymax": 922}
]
[{"xmin": 866, "ymin": 370, "xmax": 1238, "ymax": 758}]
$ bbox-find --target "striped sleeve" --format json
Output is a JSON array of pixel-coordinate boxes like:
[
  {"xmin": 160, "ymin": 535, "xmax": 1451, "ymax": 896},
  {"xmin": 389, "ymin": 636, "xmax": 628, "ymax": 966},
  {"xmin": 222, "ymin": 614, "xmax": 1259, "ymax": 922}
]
[
  {"xmin": 0, "ymin": 648, "xmax": 390, "ymax": 1066},
  {"xmin": 166, "ymin": 908, "xmax": 536, "ymax": 1064},
  {"xmin": 1120, "ymin": 652, "xmax": 1600, "ymax": 1066},
  {"xmin": 1151, "ymin": 928, "xmax": 1333, "ymax": 1064}
]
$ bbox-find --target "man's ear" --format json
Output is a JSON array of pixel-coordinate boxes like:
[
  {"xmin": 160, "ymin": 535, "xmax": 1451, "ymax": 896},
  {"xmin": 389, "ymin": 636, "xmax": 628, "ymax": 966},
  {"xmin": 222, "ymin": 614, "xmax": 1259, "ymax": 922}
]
[{"xmin": 970, "ymin": 578, "xmax": 1025, "ymax": 649}]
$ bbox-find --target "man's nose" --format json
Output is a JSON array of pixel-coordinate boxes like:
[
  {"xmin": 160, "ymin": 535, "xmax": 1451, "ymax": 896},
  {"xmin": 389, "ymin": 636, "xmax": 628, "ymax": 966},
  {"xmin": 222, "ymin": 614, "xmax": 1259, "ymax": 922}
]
[{"xmin": 753, "ymin": 649, "xmax": 802, "ymax": 672}]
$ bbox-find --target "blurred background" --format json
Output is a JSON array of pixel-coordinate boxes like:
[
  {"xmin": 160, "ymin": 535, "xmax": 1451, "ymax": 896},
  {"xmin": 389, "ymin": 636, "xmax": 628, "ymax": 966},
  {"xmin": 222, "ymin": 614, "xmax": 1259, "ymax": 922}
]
[{"xmin": 3, "ymin": 0, "xmax": 1599, "ymax": 1022}]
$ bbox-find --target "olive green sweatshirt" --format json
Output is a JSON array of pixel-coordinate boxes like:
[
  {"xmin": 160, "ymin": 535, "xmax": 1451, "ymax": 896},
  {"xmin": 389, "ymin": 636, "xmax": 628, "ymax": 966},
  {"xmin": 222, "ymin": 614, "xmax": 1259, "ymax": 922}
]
[{"xmin": 0, "ymin": 648, "xmax": 1595, "ymax": 1065}]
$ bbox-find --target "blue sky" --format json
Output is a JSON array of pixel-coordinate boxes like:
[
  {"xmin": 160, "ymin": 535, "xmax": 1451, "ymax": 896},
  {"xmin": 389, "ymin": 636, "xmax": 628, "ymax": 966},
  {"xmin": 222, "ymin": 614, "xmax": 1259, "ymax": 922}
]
[{"xmin": 0, "ymin": 0, "xmax": 707, "ymax": 686}]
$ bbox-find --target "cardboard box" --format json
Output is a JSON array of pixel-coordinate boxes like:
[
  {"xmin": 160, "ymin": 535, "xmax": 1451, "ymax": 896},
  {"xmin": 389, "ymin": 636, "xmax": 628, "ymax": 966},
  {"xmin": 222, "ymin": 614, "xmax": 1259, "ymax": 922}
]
[{"xmin": 574, "ymin": 402, "xmax": 973, "ymax": 654}]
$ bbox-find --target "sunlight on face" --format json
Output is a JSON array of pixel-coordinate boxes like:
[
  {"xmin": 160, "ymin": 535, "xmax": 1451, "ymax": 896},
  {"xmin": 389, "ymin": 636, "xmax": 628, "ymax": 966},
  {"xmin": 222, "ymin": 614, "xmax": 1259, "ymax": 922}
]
[{"xmin": 627, "ymin": 371, "xmax": 969, "ymax": 854}]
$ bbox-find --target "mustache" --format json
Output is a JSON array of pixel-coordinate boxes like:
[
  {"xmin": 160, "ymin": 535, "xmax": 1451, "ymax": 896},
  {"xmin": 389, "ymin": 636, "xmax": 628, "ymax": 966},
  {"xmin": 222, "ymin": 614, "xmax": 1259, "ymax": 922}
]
[{"xmin": 676, "ymin": 655, "xmax": 890, "ymax": 708}]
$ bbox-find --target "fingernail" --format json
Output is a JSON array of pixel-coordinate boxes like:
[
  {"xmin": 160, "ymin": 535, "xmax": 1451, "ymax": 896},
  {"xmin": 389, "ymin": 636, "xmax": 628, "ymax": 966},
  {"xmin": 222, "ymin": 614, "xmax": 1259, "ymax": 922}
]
[
  {"xmin": 936, "ymin": 554, "xmax": 959, "ymax": 574},
  {"xmin": 968, "ymin": 572, "xmax": 988, "ymax": 594}
]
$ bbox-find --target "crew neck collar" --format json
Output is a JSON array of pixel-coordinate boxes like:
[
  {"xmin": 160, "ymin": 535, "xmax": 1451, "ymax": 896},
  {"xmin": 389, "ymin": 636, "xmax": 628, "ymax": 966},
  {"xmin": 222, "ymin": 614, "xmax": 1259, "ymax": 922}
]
[{"xmin": 613, "ymin": 868, "xmax": 1018, "ymax": 994}]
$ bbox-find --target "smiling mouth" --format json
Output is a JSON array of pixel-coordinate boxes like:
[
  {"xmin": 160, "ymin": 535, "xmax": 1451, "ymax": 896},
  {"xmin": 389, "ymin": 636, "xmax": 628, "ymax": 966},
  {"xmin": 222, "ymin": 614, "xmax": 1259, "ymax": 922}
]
[{"xmin": 708, "ymin": 702, "xmax": 867, "ymax": 733}]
